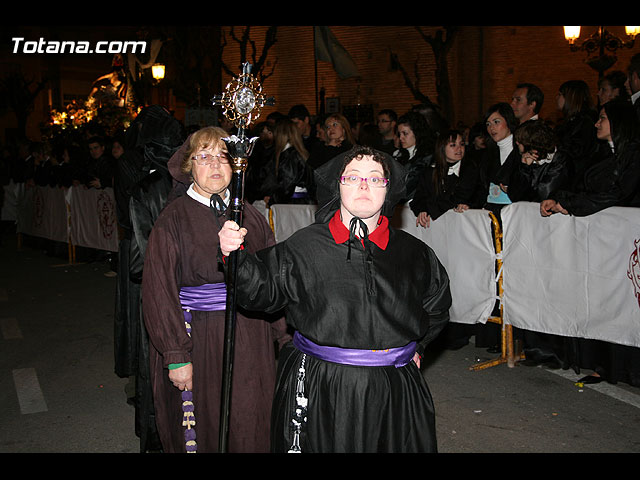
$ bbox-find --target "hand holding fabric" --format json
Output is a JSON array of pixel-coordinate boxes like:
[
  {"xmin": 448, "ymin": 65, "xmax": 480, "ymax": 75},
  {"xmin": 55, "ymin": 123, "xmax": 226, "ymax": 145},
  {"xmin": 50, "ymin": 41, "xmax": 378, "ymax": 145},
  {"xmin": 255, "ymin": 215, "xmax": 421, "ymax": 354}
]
[
  {"xmin": 540, "ymin": 199, "xmax": 568, "ymax": 216},
  {"xmin": 416, "ymin": 211, "xmax": 431, "ymax": 228}
]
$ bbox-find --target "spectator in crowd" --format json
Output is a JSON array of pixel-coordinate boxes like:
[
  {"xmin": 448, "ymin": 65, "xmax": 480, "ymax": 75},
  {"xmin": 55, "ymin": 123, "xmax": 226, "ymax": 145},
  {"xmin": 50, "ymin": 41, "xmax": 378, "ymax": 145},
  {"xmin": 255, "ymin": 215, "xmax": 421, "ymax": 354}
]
[
  {"xmin": 306, "ymin": 113, "xmax": 354, "ymax": 170},
  {"xmin": 507, "ymin": 119, "xmax": 569, "ymax": 203},
  {"xmin": 394, "ymin": 111, "xmax": 434, "ymax": 200},
  {"xmin": 554, "ymin": 80, "xmax": 599, "ymax": 190},
  {"xmin": 477, "ymin": 103, "xmax": 521, "ymax": 215},
  {"xmin": 31, "ymin": 141, "xmax": 55, "ymax": 187},
  {"xmin": 246, "ymin": 121, "xmax": 275, "ymax": 203},
  {"xmin": 411, "ymin": 102, "xmax": 450, "ymax": 134},
  {"xmin": 13, "ymin": 140, "xmax": 35, "ymax": 185},
  {"xmin": 410, "ymin": 129, "xmax": 481, "ymax": 228},
  {"xmin": 541, "ymin": 98, "xmax": 640, "ymax": 217},
  {"xmin": 288, "ymin": 104, "xmax": 321, "ymax": 154},
  {"xmin": 375, "ymin": 109, "xmax": 398, "ymax": 155},
  {"xmin": 51, "ymin": 144, "xmax": 84, "ymax": 188},
  {"xmin": 626, "ymin": 53, "xmax": 640, "ymax": 121},
  {"xmin": 261, "ymin": 117, "xmax": 314, "ymax": 205},
  {"xmin": 597, "ymin": 70, "xmax": 629, "ymax": 107},
  {"xmin": 111, "ymin": 134, "xmax": 126, "ymax": 160},
  {"xmin": 86, "ymin": 136, "xmax": 115, "ymax": 189},
  {"xmin": 465, "ymin": 121, "xmax": 487, "ymax": 165},
  {"xmin": 510, "ymin": 82, "xmax": 544, "ymax": 124}
]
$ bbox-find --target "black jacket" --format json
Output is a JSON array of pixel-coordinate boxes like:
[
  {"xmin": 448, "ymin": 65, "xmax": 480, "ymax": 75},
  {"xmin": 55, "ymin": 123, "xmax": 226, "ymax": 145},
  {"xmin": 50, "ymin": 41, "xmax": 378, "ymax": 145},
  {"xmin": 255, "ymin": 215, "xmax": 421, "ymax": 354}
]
[
  {"xmin": 410, "ymin": 159, "xmax": 481, "ymax": 219},
  {"xmin": 507, "ymin": 150, "xmax": 570, "ymax": 202},
  {"xmin": 260, "ymin": 146, "xmax": 315, "ymax": 205},
  {"xmin": 551, "ymin": 139, "xmax": 640, "ymax": 216}
]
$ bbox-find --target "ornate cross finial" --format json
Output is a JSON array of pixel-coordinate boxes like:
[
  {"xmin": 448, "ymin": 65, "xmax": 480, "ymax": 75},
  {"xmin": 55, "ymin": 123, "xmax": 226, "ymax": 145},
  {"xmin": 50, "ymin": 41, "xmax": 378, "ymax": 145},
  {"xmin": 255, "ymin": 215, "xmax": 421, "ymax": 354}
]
[{"xmin": 211, "ymin": 62, "xmax": 276, "ymax": 136}]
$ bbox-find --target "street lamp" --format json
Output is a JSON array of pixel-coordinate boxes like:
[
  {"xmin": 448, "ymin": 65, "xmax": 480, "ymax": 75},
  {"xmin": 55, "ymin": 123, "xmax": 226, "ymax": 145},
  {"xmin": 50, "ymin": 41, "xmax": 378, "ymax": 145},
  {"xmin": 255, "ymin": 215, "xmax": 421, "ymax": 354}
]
[
  {"xmin": 563, "ymin": 26, "xmax": 639, "ymax": 78},
  {"xmin": 151, "ymin": 63, "xmax": 165, "ymax": 83}
]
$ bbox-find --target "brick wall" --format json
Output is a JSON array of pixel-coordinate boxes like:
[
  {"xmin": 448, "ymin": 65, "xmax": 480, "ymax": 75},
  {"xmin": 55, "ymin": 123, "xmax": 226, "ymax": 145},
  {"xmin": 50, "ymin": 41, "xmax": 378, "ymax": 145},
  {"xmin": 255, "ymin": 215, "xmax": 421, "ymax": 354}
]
[{"xmin": 221, "ymin": 25, "xmax": 640, "ymax": 131}]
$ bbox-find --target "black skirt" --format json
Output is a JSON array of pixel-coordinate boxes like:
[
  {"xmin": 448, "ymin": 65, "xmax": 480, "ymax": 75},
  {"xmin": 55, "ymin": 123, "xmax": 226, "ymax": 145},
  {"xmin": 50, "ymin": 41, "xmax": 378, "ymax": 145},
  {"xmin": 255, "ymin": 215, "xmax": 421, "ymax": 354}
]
[{"xmin": 270, "ymin": 342, "xmax": 437, "ymax": 453}]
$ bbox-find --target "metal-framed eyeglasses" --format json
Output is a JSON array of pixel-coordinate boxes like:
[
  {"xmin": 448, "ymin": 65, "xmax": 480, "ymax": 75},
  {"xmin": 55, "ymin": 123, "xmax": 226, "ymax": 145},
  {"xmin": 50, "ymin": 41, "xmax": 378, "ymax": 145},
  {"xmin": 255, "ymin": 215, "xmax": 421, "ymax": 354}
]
[
  {"xmin": 191, "ymin": 152, "xmax": 230, "ymax": 166},
  {"xmin": 340, "ymin": 175, "xmax": 389, "ymax": 188}
]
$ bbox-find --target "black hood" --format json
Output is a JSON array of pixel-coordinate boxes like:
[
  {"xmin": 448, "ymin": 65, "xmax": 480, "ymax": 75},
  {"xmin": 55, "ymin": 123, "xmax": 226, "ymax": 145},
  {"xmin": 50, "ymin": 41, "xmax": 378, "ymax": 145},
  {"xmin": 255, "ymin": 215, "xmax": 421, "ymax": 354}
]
[
  {"xmin": 313, "ymin": 146, "xmax": 407, "ymax": 224},
  {"xmin": 126, "ymin": 105, "xmax": 185, "ymax": 174}
]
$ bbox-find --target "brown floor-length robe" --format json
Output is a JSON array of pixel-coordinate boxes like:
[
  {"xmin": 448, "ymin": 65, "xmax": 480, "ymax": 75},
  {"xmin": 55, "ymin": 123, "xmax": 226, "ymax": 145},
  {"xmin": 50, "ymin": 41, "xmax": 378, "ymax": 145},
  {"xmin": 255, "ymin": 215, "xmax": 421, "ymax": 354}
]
[{"xmin": 142, "ymin": 193, "xmax": 290, "ymax": 453}]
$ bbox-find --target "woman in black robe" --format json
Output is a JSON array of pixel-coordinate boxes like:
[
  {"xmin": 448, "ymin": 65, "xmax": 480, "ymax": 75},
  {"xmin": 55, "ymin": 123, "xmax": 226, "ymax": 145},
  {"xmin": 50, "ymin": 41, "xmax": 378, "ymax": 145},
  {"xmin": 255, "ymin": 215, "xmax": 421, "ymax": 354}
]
[
  {"xmin": 219, "ymin": 145, "xmax": 452, "ymax": 452},
  {"xmin": 142, "ymin": 127, "xmax": 290, "ymax": 453}
]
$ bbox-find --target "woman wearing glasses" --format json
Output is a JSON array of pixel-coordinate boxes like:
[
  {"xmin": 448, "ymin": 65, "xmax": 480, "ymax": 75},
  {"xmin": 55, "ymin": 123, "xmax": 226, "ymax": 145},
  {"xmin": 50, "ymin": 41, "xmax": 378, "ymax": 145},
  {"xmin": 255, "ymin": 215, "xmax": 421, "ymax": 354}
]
[
  {"xmin": 219, "ymin": 145, "xmax": 451, "ymax": 452},
  {"xmin": 142, "ymin": 126, "xmax": 290, "ymax": 453}
]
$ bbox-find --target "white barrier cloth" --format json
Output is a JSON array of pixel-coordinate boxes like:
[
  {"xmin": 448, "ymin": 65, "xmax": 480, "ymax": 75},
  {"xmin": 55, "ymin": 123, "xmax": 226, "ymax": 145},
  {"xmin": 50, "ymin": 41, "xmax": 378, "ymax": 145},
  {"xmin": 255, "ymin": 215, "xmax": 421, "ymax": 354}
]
[
  {"xmin": 269, "ymin": 203, "xmax": 318, "ymax": 243},
  {"xmin": 15, "ymin": 185, "xmax": 68, "ymax": 243},
  {"xmin": 501, "ymin": 202, "xmax": 640, "ymax": 348},
  {"xmin": 392, "ymin": 205, "xmax": 496, "ymax": 325},
  {"xmin": 68, "ymin": 186, "xmax": 119, "ymax": 252}
]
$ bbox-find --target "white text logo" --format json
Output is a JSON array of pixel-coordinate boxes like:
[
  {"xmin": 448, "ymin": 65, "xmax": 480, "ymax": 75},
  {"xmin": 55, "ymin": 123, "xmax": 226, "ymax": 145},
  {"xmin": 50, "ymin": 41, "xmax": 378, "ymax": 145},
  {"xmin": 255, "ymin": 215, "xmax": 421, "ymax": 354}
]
[{"xmin": 12, "ymin": 37, "xmax": 147, "ymax": 54}]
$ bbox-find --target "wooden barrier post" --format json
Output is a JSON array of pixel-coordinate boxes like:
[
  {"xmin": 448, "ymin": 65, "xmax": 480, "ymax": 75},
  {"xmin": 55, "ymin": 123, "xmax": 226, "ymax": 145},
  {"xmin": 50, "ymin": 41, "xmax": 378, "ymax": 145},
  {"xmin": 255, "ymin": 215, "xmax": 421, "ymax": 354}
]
[{"xmin": 470, "ymin": 212, "xmax": 523, "ymax": 371}]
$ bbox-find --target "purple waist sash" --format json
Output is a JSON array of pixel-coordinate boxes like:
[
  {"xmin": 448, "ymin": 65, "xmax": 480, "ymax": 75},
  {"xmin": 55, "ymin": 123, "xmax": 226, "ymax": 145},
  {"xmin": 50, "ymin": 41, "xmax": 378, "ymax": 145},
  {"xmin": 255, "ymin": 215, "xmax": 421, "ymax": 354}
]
[
  {"xmin": 179, "ymin": 283, "xmax": 227, "ymax": 326},
  {"xmin": 293, "ymin": 331, "xmax": 416, "ymax": 368}
]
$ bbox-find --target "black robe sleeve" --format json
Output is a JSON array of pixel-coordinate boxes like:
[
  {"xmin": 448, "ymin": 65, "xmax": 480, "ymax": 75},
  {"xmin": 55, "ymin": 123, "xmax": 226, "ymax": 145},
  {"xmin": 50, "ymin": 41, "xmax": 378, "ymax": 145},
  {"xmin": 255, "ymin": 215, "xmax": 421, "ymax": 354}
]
[{"xmin": 223, "ymin": 223, "xmax": 451, "ymax": 354}]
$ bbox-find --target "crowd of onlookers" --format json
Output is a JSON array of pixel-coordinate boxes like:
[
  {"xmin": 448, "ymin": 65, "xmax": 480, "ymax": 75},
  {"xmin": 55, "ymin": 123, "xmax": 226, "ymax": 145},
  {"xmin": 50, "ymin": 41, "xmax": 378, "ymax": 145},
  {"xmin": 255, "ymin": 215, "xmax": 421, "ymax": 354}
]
[
  {"xmin": 2, "ymin": 53, "xmax": 640, "ymax": 388},
  {"xmin": 242, "ymin": 53, "xmax": 640, "ymax": 229},
  {"xmin": 2, "ymin": 52, "xmax": 639, "ymax": 227}
]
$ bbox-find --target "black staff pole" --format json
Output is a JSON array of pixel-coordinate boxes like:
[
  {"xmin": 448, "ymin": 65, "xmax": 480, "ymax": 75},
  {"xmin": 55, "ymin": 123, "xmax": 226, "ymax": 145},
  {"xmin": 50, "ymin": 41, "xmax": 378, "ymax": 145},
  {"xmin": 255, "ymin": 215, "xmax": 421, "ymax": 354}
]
[{"xmin": 212, "ymin": 62, "xmax": 275, "ymax": 453}]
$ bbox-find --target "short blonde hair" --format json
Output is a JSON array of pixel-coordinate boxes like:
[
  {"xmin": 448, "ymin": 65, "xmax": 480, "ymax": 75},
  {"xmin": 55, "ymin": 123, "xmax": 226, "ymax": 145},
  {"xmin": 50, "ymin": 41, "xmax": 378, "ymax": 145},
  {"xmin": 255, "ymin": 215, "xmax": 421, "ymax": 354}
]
[{"xmin": 180, "ymin": 126, "xmax": 229, "ymax": 174}]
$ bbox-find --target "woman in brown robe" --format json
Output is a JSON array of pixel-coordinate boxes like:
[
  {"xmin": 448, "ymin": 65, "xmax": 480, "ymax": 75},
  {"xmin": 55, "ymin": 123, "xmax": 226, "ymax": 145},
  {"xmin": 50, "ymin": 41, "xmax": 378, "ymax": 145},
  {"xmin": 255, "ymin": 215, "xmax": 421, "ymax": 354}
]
[{"xmin": 142, "ymin": 126, "xmax": 290, "ymax": 453}]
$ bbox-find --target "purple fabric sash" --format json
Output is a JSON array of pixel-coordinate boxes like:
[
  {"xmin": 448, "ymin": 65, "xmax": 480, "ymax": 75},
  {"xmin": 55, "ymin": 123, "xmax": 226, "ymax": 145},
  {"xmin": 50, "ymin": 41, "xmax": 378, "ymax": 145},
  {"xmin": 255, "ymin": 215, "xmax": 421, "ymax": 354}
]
[
  {"xmin": 179, "ymin": 283, "xmax": 227, "ymax": 326},
  {"xmin": 293, "ymin": 331, "xmax": 416, "ymax": 368},
  {"xmin": 291, "ymin": 191, "xmax": 308, "ymax": 199}
]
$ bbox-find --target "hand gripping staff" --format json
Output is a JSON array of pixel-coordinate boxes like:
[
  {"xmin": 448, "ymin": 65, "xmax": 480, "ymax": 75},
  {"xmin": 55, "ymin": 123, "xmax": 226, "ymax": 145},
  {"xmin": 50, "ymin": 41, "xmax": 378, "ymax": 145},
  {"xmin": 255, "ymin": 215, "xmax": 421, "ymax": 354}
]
[{"xmin": 211, "ymin": 63, "xmax": 275, "ymax": 453}]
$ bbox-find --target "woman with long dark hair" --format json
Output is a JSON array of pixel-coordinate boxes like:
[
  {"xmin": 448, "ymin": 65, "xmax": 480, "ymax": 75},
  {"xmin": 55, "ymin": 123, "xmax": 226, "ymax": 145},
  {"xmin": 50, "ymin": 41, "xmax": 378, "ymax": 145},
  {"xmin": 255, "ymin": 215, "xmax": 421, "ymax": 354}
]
[
  {"xmin": 393, "ymin": 111, "xmax": 435, "ymax": 200},
  {"xmin": 477, "ymin": 102, "xmax": 520, "ymax": 213},
  {"xmin": 410, "ymin": 129, "xmax": 481, "ymax": 228}
]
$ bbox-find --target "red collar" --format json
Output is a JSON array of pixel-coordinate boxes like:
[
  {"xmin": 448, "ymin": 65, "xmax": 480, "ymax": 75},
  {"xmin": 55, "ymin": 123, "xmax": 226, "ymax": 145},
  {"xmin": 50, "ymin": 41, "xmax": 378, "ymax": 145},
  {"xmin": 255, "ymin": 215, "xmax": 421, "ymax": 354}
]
[{"xmin": 328, "ymin": 210, "xmax": 389, "ymax": 250}]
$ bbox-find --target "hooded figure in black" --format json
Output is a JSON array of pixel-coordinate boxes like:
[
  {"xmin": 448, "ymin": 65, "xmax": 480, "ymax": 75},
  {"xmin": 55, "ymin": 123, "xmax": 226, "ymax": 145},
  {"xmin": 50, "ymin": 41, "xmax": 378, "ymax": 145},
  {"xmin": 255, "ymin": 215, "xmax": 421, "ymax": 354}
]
[
  {"xmin": 115, "ymin": 105, "xmax": 185, "ymax": 453},
  {"xmin": 219, "ymin": 145, "xmax": 452, "ymax": 452}
]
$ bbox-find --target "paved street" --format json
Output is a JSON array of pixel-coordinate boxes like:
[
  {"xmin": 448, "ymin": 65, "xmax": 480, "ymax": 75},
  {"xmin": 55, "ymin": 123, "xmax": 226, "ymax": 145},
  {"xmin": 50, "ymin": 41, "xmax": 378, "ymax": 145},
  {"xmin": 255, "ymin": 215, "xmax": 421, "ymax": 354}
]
[{"xmin": 1, "ymin": 225, "xmax": 640, "ymax": 454}]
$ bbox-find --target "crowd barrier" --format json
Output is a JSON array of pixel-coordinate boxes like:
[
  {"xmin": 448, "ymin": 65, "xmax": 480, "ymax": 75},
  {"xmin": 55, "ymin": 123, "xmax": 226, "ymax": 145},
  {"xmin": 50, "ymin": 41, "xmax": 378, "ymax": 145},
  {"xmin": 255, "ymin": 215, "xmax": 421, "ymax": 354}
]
[
  {"xmin": 266, "ymin": 201, "xmax": 640, "ymax": 352},
  {"xmin": 501, "ymin": 202, "xmax": 640, "ymax": 350},
  {"xmin": 7, "ymin": 183, "xmax": 639, "ymax": 352},
  {"xmin": 5, "ymin": 182, "xmax": 119, "ymax": 254}
]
